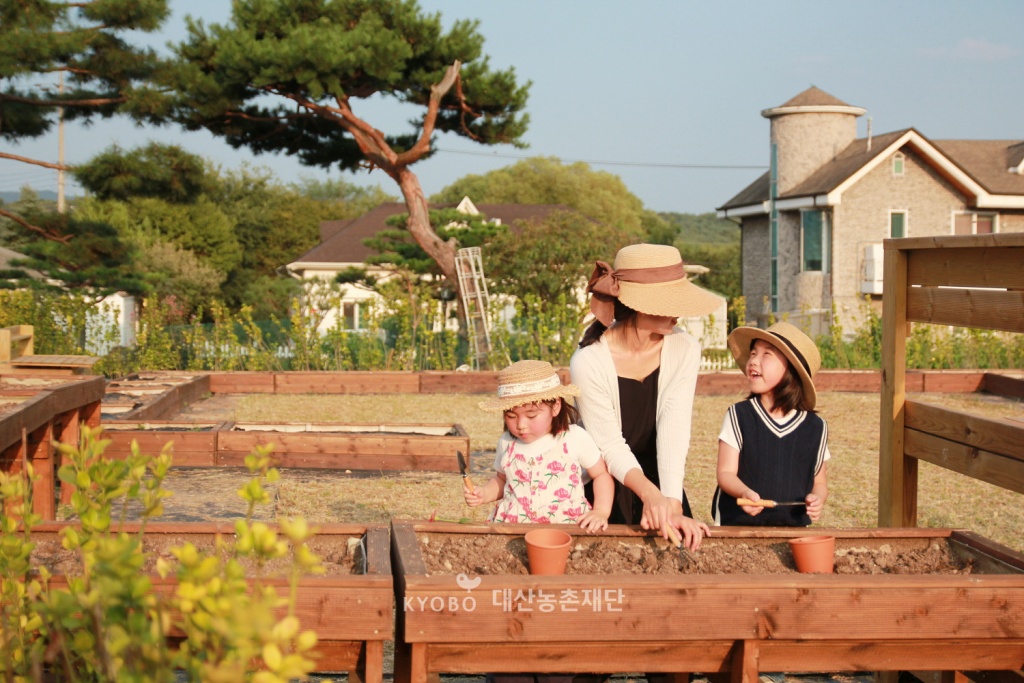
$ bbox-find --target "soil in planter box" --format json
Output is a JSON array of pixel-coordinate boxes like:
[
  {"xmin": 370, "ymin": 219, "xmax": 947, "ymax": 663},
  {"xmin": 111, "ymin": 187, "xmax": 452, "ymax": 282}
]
[
  {"xmin": 418, "ymin": 534, "xmax": 975, "ymax": 576},
  {"xmin": 29, "ymin": 533, "xmax": 365, "ymax": 577}
]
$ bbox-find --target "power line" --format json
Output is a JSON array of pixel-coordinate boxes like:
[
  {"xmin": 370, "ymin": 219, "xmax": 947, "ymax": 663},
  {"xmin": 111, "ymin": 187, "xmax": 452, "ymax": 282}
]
[{"xmin": 433, "ymin": 147, "xmax": 767, "ymax": 171}]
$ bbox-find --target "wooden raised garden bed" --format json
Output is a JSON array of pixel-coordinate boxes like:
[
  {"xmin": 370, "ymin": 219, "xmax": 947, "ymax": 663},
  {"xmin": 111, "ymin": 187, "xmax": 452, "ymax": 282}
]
[
  {"xmin": 391, "ymin": 522, "xmax": 1024, "ymax": 683},
  {"xmin": 218, "ymin": 422, "xmax": 468, "ymax": 472},
  {"xmin": 0, "ymin": 375, "xmax": 105, "ymax": 518},
  {"xmin": 101, "ymin": 420, "xmax": 231, "ymax": 466},
  {"xmin": 32, "ymin": 521, "xmax": 393, "ymax": 680}
]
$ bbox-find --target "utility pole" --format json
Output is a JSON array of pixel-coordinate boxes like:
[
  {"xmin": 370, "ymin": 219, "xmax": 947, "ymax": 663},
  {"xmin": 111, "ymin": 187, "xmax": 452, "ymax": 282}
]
[{"xmin": 57, "ymin": 72, "xmax": 66, "ymax": 214}]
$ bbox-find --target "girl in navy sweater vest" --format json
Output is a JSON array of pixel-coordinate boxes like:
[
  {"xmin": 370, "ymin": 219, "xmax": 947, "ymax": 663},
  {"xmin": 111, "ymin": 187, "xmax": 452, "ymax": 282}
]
[{"xmin": 712, "ymin": 322, "xmax": 829, "ymax": 526}]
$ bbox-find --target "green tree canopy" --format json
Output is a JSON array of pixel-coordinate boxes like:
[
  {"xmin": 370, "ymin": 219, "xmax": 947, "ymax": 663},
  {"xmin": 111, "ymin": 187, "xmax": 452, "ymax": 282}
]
[
  {"xmin": 484, "ymin": 209, "xmax": 637, "ymax": 304},
  {"xmin": 431, "ymin": 157, "xmax": 650, "ymax": 241},
  {"xmin": 165, "ymin": 0, "xmax": 530, "ymax": 306},
  {"xmin": 0, "ymin": 0, "xmax": 172, "ymax": 238}
]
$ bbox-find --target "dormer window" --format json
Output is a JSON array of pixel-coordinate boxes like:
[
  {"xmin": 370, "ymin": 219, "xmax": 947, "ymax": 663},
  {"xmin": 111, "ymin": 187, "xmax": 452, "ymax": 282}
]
[{"xmin": 892, "ymin": 152, "xmax": 905, "ymax": 176}]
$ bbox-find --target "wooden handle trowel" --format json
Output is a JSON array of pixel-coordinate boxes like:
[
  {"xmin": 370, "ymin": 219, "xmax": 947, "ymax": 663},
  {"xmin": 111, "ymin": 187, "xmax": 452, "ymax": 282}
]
[
  {"xmin": 457, "ymin": 451, "xmax": 475, "ymax": 492},
  {"xmin": 737, "ymin": 497, "xmax": 806, "ymax": 508}
]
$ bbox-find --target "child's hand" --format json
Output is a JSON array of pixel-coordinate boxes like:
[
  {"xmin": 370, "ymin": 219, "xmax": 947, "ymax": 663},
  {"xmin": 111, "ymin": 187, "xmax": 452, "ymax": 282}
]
[
  {"xmin": 739, "ymin": 489, "xmax": 764, "ymax": 517},
  {"xmin": 578, "ymin": 509, "xmax": 609, "ymax": 533},
  {"xmin": 463, "ymin": 483, "xmax": 487, "ymax": 507},
  {"xmin": 805, "ymin": 493, "xmax": 824, "ymax": 522}
]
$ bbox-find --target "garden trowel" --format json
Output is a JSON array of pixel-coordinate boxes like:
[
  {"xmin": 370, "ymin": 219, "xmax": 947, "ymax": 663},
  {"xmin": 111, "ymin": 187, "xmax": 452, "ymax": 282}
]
[
  {"xmin": 457, "ymin": 451, "xmax": 475, "ymax": 492},
  {"xmin": 737, "ymin": 497, "xmax": 805, "ymax": 508}
]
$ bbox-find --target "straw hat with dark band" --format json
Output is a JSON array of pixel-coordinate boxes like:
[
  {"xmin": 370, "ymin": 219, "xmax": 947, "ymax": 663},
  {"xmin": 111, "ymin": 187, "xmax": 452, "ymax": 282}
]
[
  {"xmin": 479, "ymin": 360, "xmax": 581, "ymax": 412},
  {"xmin": 586, "ymin": 244, "xmax": 721, "ymax": 326},
  {"xmin": 727, "ymin": 321, "xmax": 821, "ymax": 410}
]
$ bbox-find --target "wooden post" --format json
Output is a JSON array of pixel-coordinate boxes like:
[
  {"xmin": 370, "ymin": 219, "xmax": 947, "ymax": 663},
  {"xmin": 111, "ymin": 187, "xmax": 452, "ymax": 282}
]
[
  {"xmin": 14, "ymin": 325, "xmax": 33, "ymax": 357},
  {"xmin": 878, "ymin": 240, "xmax": 915, "ymax": 528},
  {"xmin": 27, "ymin": 421, "xmax": 55, "ymax": 520}
]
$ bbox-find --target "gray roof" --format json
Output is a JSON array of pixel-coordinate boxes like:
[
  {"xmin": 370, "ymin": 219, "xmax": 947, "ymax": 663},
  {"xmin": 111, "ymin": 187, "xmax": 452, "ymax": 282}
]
[
  {"xmin": 718, "ymin": 128, "xmax": 1024, "ymax": 211},
  {"xmin": 294, "ymin": 202, "xmax": 576, "ymax": 265},
  {"xmin": 776, "ymin": 86, "xmax": 856, "ymax": 109},
  {"xmin": 931, "ymin": 139, "xmax": 1024, "ymax": 195}
]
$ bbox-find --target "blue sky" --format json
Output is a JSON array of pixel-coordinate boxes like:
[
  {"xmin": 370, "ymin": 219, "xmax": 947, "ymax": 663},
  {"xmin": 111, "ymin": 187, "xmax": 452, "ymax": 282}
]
[{"xmin": 2, "ymin": 0, "xmax": 1022, "ymax": 214}]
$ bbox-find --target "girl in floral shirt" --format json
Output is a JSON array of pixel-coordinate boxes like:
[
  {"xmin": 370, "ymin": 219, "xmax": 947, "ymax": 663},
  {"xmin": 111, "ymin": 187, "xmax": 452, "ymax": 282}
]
[{"xmin": 465, "ymin": 359, "xmax": 613, "ymax": 532}]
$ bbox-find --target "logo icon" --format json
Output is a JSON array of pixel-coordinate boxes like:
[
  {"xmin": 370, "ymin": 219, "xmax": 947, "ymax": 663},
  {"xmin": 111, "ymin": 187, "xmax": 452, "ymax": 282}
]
[{"xmin": 456, "ymin": 573, "xmax": 481, "ymax": 591}]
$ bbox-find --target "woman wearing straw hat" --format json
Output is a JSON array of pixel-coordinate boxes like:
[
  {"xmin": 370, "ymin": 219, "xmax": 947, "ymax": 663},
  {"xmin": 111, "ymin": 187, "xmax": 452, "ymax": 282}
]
[
  {"xmin": 570, "ymin": 243, "xmax": 720, "ymax": 550},
  {"xmin": 711, "ymin": 321, "xmax": 830, "ymax": 527}
]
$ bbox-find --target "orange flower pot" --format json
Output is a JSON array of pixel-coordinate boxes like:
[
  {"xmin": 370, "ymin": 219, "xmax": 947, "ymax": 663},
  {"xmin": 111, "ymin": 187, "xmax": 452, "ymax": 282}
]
[
  {"xmin": 524, "ymin": 528, "xmax": 572, "ymax": 575},
  {"xmin": 788, "ymin": 535, "xmax": 835, "ymax": 573}
]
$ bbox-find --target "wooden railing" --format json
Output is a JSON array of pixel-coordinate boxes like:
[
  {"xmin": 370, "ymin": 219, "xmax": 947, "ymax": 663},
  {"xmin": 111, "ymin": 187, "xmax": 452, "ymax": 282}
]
[{"xmin": 879, "ymin": 232, "xmax": 1024, "ymax": 527}]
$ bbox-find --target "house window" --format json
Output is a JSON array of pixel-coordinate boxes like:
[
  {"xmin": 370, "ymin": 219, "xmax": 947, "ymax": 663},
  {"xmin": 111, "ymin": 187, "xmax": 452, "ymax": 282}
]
[
  {"xmin": 954, "ymin": 212, "xmax": 996, "ymax": 235},
  {"xmin": 343, "ymin": 302, "xmax": 360, "ymax": 329},
  {"xmin": 892, "ymin": 153, "xmax": 905, "ymax": 176},
  {"xmin": 801, "ymin": 209, "xmax": 828, "ymax": 272},
  {"xmin": 889, "ymin": 211, "xmax": 907, "ymax": 238}
]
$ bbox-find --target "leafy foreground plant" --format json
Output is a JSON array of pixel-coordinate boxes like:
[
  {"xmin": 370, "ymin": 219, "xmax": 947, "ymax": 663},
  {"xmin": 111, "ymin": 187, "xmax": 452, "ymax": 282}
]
[{"xmin": 0, "ymin": 427, "xmax": 330, "ymax": 682}]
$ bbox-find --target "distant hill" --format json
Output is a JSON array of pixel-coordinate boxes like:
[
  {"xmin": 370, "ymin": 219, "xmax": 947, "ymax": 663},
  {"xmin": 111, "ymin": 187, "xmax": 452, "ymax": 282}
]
[
  {"xmin": 0, "ymin": 190, "xmax": 59, "ymax": 203},
  {"xmin": 660, "ymin": 211, "xmax": 740, "ymax": 245}
]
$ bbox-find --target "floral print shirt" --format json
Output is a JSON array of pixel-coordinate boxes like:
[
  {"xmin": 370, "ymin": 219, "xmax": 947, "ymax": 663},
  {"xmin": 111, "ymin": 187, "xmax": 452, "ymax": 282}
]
[{"xmin": 489, "ymin": 425, "xmax": 602, "ymax": 524}]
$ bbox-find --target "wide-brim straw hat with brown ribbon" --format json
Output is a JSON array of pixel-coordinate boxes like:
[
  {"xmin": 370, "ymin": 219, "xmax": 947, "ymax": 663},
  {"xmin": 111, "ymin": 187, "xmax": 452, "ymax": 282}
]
[
  {"xmin": 727, "ymin": 321, "xmax": 821, "ymax": 410},
  {"xmin": 478, "ymin": 360, "xmax": 581, "ymax": 412},
  {"xmin": 586, "ymin": 244, "xmax": 721, "ymax": 326}
]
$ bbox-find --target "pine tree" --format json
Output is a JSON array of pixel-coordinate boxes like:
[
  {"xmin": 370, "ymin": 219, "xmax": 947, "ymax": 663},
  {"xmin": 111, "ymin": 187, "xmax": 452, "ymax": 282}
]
[
  {"xmin": 164, "ymin": 0, "xmax": 530, "ymax": 306},
  {"xmin": 0, "ymin": 0, "xmax": 174, "ymax": 294}
]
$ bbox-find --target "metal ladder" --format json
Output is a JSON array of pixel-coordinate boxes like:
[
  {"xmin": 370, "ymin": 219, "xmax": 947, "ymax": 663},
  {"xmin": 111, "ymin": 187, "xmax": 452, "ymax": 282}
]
[{"xmin": 454, "ymin": 246, "xmax": 492, "ymax": 369}]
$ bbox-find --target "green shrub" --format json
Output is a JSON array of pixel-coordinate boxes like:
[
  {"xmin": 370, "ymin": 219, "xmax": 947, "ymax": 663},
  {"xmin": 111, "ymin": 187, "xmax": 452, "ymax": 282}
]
[{"xmin": 0, "ymin": 429, "xmax": 328, "ymax": 682}]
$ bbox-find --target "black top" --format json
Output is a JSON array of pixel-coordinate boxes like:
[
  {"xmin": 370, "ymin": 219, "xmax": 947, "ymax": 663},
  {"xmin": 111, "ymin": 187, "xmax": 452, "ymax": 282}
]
[{"xmin": 598, "ymin": 368, "xmax": 693, "ymax": 524}]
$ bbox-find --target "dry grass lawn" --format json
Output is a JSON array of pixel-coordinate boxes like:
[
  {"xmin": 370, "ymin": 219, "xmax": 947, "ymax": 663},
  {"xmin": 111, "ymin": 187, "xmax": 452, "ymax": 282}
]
[{"xmin": 234, "ymin": 390, "xmax": 1023, "ymax": 553}]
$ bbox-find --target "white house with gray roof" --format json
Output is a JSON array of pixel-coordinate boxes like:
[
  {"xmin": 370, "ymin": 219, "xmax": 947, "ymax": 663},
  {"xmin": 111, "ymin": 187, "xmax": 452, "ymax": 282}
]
[{"xmin": 717, "ymin": 87, "xmax": 1024, "ymax": 334}]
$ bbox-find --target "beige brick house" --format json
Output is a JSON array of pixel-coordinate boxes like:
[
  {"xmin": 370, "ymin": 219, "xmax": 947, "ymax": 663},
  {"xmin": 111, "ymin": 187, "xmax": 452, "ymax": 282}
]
[{"xmin": 717, "ymin": 87, "xmax": 1024, "ymax": 334}]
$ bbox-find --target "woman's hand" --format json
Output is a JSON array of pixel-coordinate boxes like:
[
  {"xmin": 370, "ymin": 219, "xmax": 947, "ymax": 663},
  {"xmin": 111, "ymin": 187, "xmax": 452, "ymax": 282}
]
[
  {"xmin": 638, "ymin": 489, "xmax": 684, "ymax": 538},
  {"xmin": 671, "ymin": 514, "xmax": 709, "ymax": 552}
]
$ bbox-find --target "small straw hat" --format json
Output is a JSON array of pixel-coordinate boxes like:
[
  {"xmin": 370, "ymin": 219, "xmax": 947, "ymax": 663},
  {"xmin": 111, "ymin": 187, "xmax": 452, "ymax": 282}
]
[
  {"xmin": 727, "ymin": 321, "xmax": 821, "ymax": 410},
  {"xmin": 478, "ymin": 360, "xmax": 580, "ymax": 412},
  {"xmin": 586, "ymin": 244, "xmax": 721, "ymax": 326}
]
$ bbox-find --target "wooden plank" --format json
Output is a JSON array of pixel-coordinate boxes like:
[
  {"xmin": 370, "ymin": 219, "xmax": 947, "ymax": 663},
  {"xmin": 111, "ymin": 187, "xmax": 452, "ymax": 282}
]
[
  {"xmin": 814, "ymin": 370, "xmax": 881, "ymax": 392},
  {"xmin": 418, "ymin": 372, "xmax": 499, "ymax": 394},
  {"xmin": 905, "ymin": 400, "xmax": 1024, "ymax": 461},
  {"xmin": 218, "ymin": 450, "xmax": 459, "ymax": 472},
  {"xmin": 879, "ymin": 242, "xmax": 915, "ymax": 527},
  {"xmin": 921, "ymin": 371, "xmax": 986, "ymax": 393},
  {"xmin": 697, "ymin": 372, "xmax": 748, "ymax": 395},
  {"xmin": 0, "ymin": 392, "xmax": 53, "ymax": 452},
  {"xmin": 27, "ymin": 420, "xmax": 55, "ymax": 520},
  {"xmin": 208, "ymin": 371, "xmax": 276, "ymax": 394},
  {"xmin": 275, "ymin": 372, "xmax": 420, "ymax": 394},
  {"xmin": 420, "ymin": 640, "xmax": 1024, "ymax": 675},
  {"xmin": 907, "ymin": 246, "xmax": 1024, "ymax": 289},
  {"xmin": 889, "ymin": 232, "xmax": 1024, "ymax": 251},
  {"xmin": 906, "ymin": 287, "xmax": 1024, "ymax": 333},
  {"xmin": 904, "ymin": 428, "xmax": 1024, "ymax": 495},
  {"xmin": 983, "ymin": 373, "xmax": 1024, "ymax": 400}
]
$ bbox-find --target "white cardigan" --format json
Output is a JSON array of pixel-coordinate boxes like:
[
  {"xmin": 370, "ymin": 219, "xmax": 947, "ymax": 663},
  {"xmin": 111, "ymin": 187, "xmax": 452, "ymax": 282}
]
[{"xmin": 569, "ymin": 329, "xmax": 702, "ymax": 502}]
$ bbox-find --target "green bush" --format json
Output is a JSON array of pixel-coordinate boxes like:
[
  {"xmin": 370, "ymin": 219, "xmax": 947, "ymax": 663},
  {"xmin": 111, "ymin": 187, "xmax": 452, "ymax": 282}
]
[
  {"xmin": 7, "ymin": 285, "xmax": 1020, "ymax": 375},
  {"xmin": 0, "ymin": 429, "xmax": 328, "ymax": 682}
]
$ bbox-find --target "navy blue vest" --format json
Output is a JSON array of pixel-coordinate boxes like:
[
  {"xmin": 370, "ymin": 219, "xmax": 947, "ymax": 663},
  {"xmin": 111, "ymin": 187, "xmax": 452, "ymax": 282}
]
[{"xmin": 711, "ymin": 398, "xmax": 827, "ymax": 526}]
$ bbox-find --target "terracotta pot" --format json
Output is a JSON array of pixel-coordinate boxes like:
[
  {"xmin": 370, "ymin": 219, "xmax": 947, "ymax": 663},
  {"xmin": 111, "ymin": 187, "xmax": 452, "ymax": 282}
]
[
  {"xmin": 788, "ymin": 535, "xmax": 835, "ymax": 573},
  {"xmin": 524, "ymin": 529, "xmax": 572, "ymax": 575}
]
